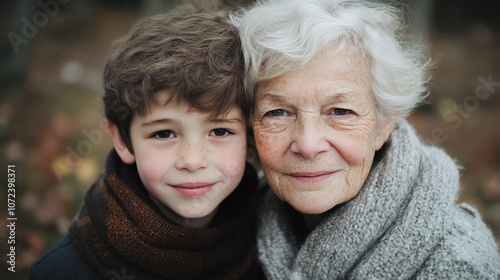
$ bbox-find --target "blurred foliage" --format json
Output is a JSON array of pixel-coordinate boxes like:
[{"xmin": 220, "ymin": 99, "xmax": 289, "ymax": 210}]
[{"xmin": 1, "ymin": 0, "xmax": 499, "ymax": 278}]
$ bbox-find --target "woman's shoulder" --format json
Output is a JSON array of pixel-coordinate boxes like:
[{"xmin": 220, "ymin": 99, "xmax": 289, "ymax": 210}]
[
  {"xmin": 418, "ymin": 203, "xmax": 500, "ymax": 278},
  {"xmin": 29, "ymin": 234, "xmax": 101, "ymax": 280}
]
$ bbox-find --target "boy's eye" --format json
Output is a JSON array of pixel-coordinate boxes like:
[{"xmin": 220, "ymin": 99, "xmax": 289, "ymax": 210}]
[
  {"xmin": 209, "ymin": 128, "xmax": 232, "ymax": 137},
  {"xmin": 331, "ymin": 108, "xmax": 353, "ymax": 116},
  {"xmin": 264, "ymin": 109, "xmax": 288, "ymax": 117},
  {"xmin": 153, "ymin": 130, "xmax": 175, "ymax": 139}
]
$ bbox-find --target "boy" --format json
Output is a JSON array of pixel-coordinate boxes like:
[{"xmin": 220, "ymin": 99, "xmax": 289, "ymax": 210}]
[{"xmin": 30, "ymin": 3, "xmax": 264, "ymax": 279}]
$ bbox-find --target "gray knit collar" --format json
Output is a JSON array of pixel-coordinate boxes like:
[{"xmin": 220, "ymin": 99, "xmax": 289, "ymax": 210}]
[{"xmin": 257, "ymin": 119, "xmax": 460, "ymax": 279}]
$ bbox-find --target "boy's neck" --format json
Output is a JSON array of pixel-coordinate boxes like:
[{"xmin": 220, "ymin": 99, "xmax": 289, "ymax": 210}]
[{"xmin": 149, "ymin": 194, "xmax": 218, "ymax": 228}]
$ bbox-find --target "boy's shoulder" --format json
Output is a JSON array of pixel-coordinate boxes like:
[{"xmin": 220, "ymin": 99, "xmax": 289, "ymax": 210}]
[{"xmin": 30, "ymin": 234, "xmax": 102, "ymax": 280}]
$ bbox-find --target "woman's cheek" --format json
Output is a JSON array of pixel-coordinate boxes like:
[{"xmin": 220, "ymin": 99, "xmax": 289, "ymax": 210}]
[
  {"xmin": 253, "ymin": 121, "xmax": 288, "ymax": 165},
  {"xmin": 325, "ymin": 118, "xmax": 379, "ymax": 166}
]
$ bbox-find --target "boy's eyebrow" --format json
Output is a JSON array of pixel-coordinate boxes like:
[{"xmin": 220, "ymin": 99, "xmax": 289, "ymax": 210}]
[
  {"xmin": 140, "ymin": 118, "xmax": 177, "ymax": 128},
  {"xmin": 207, "ymin": 117, "xmax": 242, "ymax": 124},
  {"xmin": 140, "ymin": 117, "xmax": 242, "ymax": 128}
]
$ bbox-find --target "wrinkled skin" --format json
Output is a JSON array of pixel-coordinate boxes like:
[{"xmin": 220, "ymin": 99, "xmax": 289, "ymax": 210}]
[{"xmin": 253, "ymin": 48, "xmax": 395, "ymax": 214}]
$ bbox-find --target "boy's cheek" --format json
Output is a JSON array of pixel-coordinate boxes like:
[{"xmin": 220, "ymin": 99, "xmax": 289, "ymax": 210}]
[
  {"xmin": 219, "ymin": 140, "xmax": 248, "ymax": 176},
  {"xmin": 224, "ymin": 158, "xmax": 247, "ymax": 177},
  {"xmin": 136, "ymin": 159, "xmax": 164, "ymax": 185}
]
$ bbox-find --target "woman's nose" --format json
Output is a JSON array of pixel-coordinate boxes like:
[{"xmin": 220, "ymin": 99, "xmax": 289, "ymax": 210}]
[
  {"xmin": 175, "ymin": 142, "xmax": 208, "ymax": 172},
  {"xmin": 289, "ymin": 114, "xmax": 330, "ymax": 160}
]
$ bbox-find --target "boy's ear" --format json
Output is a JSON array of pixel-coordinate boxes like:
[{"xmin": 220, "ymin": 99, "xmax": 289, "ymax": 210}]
[{"xmin": 108, "ymin": 121, "xmax": 135, "ymax": 164}]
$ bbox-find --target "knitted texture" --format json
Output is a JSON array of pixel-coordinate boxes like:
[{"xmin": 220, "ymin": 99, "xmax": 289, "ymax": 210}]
[
  {"xmin": 257, "ymin": 119, "xmax": 500, "ymax": 279},
  {"xmin": 69, "ymin": 149, "xmax": 263, "ymax": 280}
]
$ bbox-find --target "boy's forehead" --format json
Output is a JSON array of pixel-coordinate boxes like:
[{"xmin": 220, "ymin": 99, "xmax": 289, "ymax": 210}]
[{"xmin": 146, "ymin": 89, "xmax": 245, "ymax": 121}]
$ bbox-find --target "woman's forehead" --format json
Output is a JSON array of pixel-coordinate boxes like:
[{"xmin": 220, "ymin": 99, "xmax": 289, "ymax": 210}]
[
  {"xmin": 256, "ymin": 49, "xmax": 372, "ymax": 104},
  {"xmin": 260, "ymin": 48, "xmax": 368, "ymax": 82}
]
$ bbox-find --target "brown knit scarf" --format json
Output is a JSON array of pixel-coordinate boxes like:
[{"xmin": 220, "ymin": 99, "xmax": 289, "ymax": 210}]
[{"xmin": 69, "ymin": 149, "xmax": 263, "ymax": 280}]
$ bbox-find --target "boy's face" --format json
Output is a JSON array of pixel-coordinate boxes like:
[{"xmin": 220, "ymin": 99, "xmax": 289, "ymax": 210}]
[{"xmin": 123, "ymin": 90, "xmax": 248, "ymax": 219}]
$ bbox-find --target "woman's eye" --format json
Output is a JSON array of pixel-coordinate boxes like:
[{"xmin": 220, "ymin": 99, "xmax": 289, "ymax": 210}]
[
  {"xmin": 264, "ymin": 109, "xmax": 288, "ymax": 117},
  {"xmin": 209, "ymin": 129, "xmax": 233, "ymax": 137},
  {"xmin": 332, "ymin": 108, "xmax": 353, "ymax": 116},
  {"xmin": 152, "ymin": 130, "xmax": 175, "ymax": 139}
]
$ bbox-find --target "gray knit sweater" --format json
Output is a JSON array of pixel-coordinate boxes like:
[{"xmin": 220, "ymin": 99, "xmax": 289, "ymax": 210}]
[{"xmin": 257, "ymin": 119, "xmax": 500, "ymax": 279}]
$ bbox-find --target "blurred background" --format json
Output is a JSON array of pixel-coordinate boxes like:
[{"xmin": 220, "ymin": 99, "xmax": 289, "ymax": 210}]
[{"xmin": 1, "ymin": 0, "xmax": 499, "ymax": 278}]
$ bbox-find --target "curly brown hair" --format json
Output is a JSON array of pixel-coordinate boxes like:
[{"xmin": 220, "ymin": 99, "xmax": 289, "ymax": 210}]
[{"xmin": 103, "ymin": 3, "xmax": 247, "ymax": 152}]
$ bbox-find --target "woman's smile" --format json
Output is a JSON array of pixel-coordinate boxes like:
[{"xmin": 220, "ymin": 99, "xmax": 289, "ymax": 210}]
[{"xmin": 287, "ymin": 171, "xmax": 338, "ymax": 184}]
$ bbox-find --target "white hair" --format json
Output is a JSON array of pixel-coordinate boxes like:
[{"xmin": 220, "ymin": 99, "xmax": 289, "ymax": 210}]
[{"xmin": 230, "ymin": 0, "xmax": 433, "ymax": 124}]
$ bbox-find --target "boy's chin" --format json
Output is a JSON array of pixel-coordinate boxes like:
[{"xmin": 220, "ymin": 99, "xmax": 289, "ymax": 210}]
[
  {"xmin": 172, "ymin": 206, "xmax": 219, "ymax": 228},
  {"xmin": 150, "ymin": 193, "xmax": 219, "ymax": 227}
]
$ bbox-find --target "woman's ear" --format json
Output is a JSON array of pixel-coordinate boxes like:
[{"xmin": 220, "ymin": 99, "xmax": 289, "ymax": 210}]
[
  {"xmin": 108, "ymin": 121, "xmax": 135, "ymax": 164},
  {"xmin": 375, "ymin": 117, "xmax": 397, "ymax": 151}
]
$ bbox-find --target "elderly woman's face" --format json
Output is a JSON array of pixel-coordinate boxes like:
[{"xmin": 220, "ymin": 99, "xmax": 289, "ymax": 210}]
[{"xmin": 253, "ymin": 48, "xmax": 394, "ymax": 214}]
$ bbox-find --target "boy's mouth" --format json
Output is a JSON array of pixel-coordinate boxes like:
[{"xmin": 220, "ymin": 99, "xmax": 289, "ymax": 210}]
[{"xmin": 171, "ymin": 182, "xmax": 216, "ymax": 197}]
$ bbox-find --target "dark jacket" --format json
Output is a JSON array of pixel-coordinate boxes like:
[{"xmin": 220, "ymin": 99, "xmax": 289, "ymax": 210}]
[{"xmin": 30, "ymin": 235, "xmax": 101, "ymax": 280}]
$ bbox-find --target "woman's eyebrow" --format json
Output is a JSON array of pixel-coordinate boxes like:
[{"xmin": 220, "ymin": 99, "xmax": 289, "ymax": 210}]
[
  {"xmin": 259, "ymin": 91, "xmax": 357, "ymax": 105},
  {"xmin": 257, "ymin": 92, "xmax": 289, "ymax": 103},
  {"xmin": 323, "ymin": 93, "xmax": 349, "ymax": 103}
]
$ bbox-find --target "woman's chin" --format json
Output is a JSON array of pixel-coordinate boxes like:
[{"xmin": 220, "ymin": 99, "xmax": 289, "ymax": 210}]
[
  {"xmin": 284, "ymin": 195, "xmax": 338, "ymax": 215},
  {"xmin": 292, "ymin": 204, "xmax": 333, "ymax": 215}
]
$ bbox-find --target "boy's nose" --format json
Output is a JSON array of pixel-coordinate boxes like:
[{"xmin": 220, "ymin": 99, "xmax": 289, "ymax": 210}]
[{"xmin": 175, "ymin": 142, "xmax": 208, "ymax": 172}]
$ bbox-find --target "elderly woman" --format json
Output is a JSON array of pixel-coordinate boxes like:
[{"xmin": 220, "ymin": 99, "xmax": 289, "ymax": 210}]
[{"xmin": 231, "ymin": 0, "xmax": 500, "ymax": 279}]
